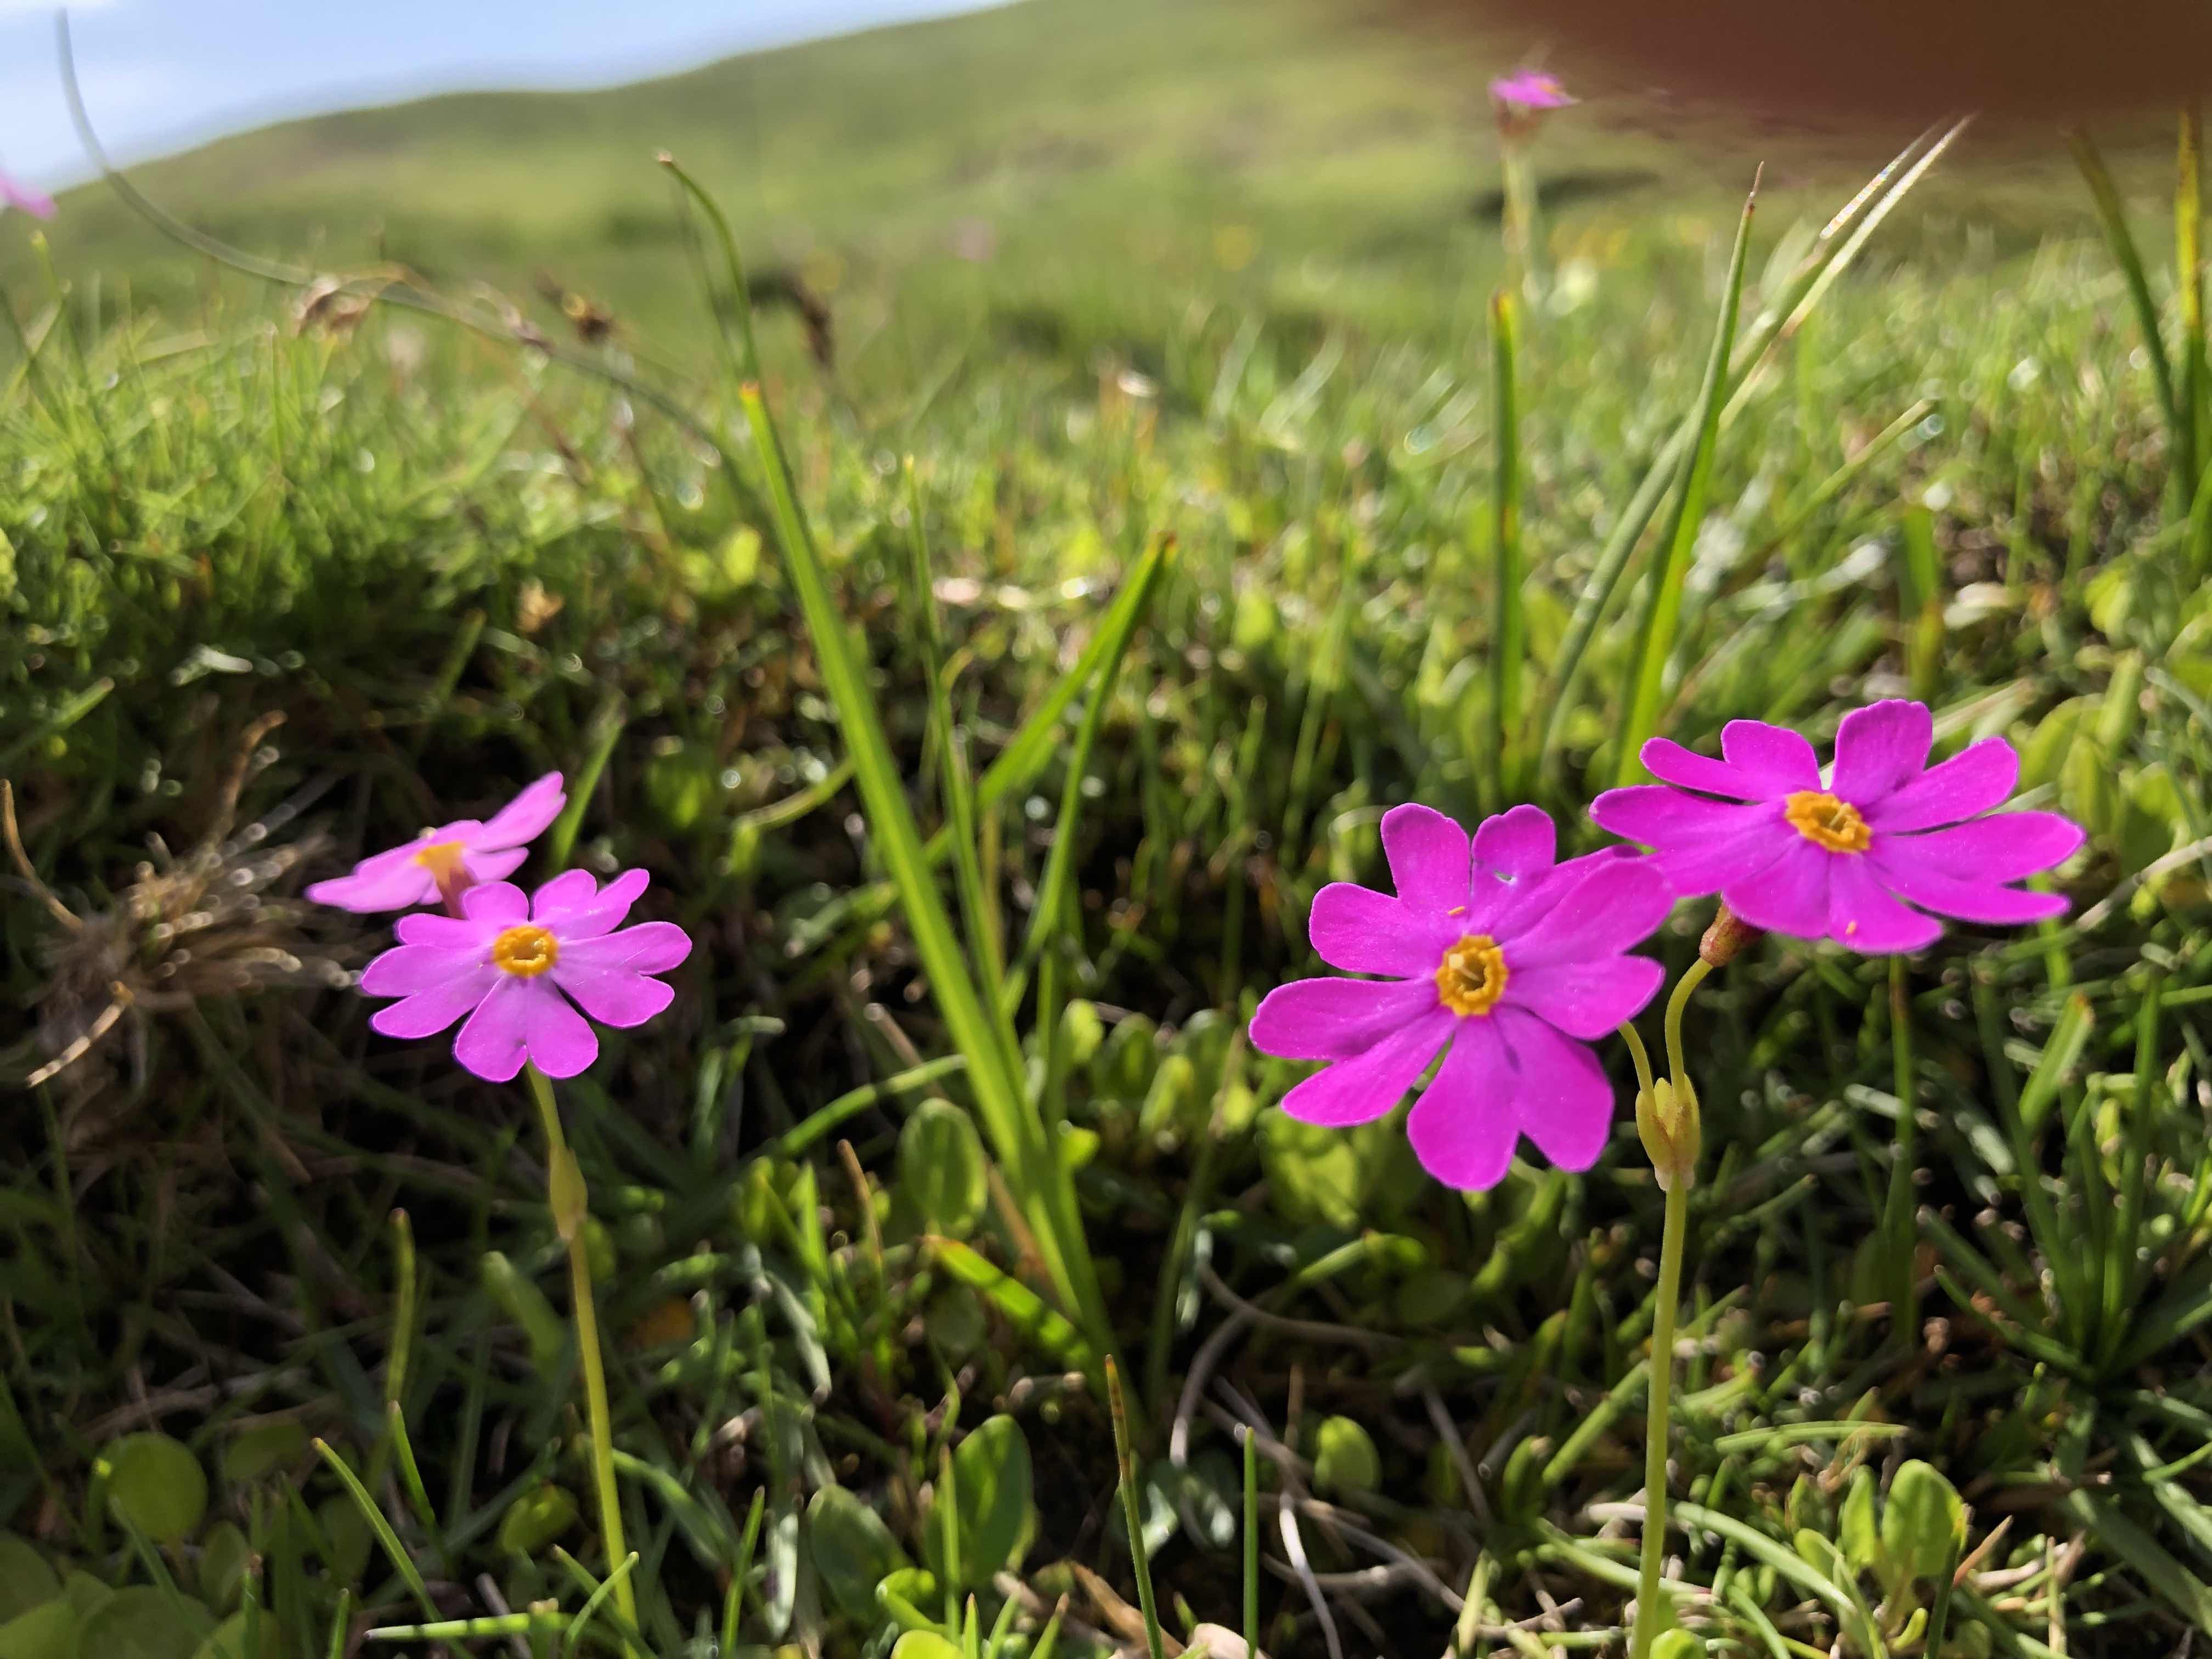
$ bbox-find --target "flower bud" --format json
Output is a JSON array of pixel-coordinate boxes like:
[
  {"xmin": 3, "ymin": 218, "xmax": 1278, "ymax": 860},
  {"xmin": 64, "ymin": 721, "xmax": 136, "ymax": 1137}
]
[
  {"xmin": 1635, "ymin": 1077, "xmax": 1702, "ymax": 1191},
  {"xmin": 549, "ymin": 1147, "xmax": 590, "ymax": 1244},
  {"xmin": 1700, "ymin": 901, "xmax": 1762, "ymax": 968}
]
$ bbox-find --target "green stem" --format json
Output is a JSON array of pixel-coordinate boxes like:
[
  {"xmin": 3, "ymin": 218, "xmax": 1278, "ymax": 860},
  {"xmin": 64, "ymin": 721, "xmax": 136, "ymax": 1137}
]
[
  {"xmin": 525, "ymin": 1065, "xmax": 637, "ymax": 1650},
  {"xmin": 1633, "ymin": 1176, "xmax": 1690, "ymax": 1659},
  {"xmin": 1619, "ymin": 1020, "xmax": 1656, "ymax": 1102},
  {"xmin": 1633, "ymin": 956, "xmax": 1712, "ymax": 1659},
  {"xmin": 1661, "ymin": 958, "xmax": 1713, "ymax": 1086},
  {"xmin": 1880, "ymin": 956, "xmax": 1918, "ymax": 1342}
]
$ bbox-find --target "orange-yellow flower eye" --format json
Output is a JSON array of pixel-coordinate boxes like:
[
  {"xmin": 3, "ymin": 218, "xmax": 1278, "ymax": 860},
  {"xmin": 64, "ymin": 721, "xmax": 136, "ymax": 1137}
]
[
  {"xmin": 490, "ymin": 924, "xmax": 561, "ymax": 978},
  {"xmin": 1435, "ymin": 935, "xmax": 1509, "ymax": 1017},
  {"xmin": 1784, "ymin": 791, "xmax": 1871, "ymax": 854}
]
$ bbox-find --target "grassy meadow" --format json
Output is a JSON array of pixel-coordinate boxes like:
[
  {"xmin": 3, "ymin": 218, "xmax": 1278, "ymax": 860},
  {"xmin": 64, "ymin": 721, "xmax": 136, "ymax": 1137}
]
[{"xmin": 4, "ymin": 0, "xmax": 2212, "ymax": 1654}]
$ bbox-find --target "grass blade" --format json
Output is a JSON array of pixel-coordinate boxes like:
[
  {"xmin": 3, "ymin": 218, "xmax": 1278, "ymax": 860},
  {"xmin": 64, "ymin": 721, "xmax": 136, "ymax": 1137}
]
[
  {"xmin": 1488, "ymin": 289, "xmax": 1523, "ymax": 805},
  {"xmin": 1613, "ymin": 174, "xmax": 1758, "ymax": 786},
  {"xmin": 2073, "ymin": 127, "xmax": 2179, "ymax": 430},
  {"xmin": 1539, "ymin": 122, "xmax": 1963, "ymax": 778}
]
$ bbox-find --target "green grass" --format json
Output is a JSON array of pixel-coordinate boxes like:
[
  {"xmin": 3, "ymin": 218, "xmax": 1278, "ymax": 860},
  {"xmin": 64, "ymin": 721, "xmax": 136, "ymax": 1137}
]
[{"xmin": 3, "ymin": 2, "xmax": 2212, "ymax": 1654}]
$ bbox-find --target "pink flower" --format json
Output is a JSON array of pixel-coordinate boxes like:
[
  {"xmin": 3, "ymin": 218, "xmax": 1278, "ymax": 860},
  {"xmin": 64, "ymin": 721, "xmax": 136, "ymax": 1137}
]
[
  {"xmin": 1, "ymin": 170, "xmax": 54, "ymax": 221},
  {"xmin": 1489, "ymin": 70, "xmax": 1576, "ymax": 113},
  {"xmin": 1589, "ymin": 700, "xmax": 2085, "ymax": 955},
  {"xmin": 308, "ymin": 773, "xmax": 566, "ymax": 913},
  {"xmin": 359, "ymin": 868, "xmax": 691, "ymax": 1081},
  {"xmin": 1249, "ymin": 804, "xmax": 1670, "ymax": 1190}
]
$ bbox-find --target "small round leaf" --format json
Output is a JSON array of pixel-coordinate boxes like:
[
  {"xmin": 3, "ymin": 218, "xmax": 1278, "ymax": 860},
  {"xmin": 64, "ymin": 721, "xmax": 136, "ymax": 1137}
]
[{"xmin": 97, "ymin": 1436, "xmax": 207, "ymax": 1547}]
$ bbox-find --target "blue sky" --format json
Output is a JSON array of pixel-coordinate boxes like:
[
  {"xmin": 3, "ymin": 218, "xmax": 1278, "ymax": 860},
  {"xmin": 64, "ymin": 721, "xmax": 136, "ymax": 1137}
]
[{"xmin": 0, "ymin": 1, "xmax": 995, "ymax": 185}]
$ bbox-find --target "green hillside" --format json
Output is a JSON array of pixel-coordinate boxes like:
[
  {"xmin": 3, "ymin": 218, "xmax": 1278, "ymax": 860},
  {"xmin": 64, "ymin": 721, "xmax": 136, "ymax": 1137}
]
[{"xmin": 27, "ymin": 0, "xmax": 2109, "ymax": 389}]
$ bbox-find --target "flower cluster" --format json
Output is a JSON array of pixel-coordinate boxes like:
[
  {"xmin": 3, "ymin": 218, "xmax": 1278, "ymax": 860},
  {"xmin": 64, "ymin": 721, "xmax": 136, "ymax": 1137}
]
[
  {"xmin": 314, "ymin": 774, "xmax": 691, "ymax": 1081},
  {"xmin": 1252, "ymin": 701, "xmax": 2081, "ymax": 1190}
]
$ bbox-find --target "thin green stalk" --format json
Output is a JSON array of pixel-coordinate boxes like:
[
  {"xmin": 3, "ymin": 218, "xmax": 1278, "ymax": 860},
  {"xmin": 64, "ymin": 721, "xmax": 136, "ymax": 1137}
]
[
  {"xmin": 1881, "ymin": 957, "xmax": 1919, "ymax": 1341},
  {"xmin": 1105, "ymin": 1359, "xmax": 1166, "ymax": 1659},
  {"xmin": 1242, "ymin": 1426, "xmax": 1260, "ymax": 1656},
  {"xmin": 2107, "ymin": 976, "xmax": 2165, "ymax": 1364},
  {"xmin": 2179, "ymin": 106, "xmax": 2203, "ymax": 514},
  {"xmin": 1634, "ymin": 957, "xmax": 1713, "ymax": 1659},
  {"xmin": 1488, "ymin": 289, "xmax": 1523, "ymax": 806},
  {"xmin": 1632, "ymin": 1177, "xmax": 1690, "ymax": 1659},
  {"xmin": 525, "ymin": 1065, "xmax": 637, "ymax": 1651}
]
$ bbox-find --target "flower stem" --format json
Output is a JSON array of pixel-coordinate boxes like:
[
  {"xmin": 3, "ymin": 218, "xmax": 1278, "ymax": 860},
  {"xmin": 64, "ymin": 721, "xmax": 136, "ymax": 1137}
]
[
  {"xmin": 1633, "ymin": 1172, "xmax": 1689, "ymax": 1659},
  {"xmin": 1632, "ymin": 955, "xmax": 1713, "ymax": 1659},
  {"xmin": 524, "ymin": 1065, "xmax": 637, "ymax": 1649}
]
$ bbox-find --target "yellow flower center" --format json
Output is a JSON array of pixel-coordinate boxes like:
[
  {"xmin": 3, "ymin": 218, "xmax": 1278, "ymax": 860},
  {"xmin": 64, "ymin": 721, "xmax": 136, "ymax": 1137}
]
[
  {"xmin": 1784, "ymin": 791, "xmax": 1871, "ymax": 854},
  {"xmin": 413, "ymin": 838, "xmax": 469, "ymax": 884},
  {"xmin": 491, "ymin": 924, "xmax": 561, "ymax": 978},
  {"xmin": 1435, "ymin": 934, "xmax": 1509, "ymax": 1017}
]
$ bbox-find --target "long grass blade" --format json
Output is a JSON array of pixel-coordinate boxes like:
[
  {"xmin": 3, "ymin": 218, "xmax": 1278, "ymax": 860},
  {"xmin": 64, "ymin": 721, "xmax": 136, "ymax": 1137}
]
[
  {"xmin": 1612, "ymin": 175, "xmax": 1758, "ymax": 785},
  {"xmin": 2072, "ymin": 127, "xmax": 2179, "ymax": 429}
]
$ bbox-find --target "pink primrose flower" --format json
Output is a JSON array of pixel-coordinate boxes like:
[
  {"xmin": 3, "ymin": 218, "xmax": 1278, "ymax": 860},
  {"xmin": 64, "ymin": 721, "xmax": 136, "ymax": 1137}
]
[
  {"xmin": 359, "ymin": 868, "xmax": 691, "ymax": 1081},
  {"xmin": 1589, "ymin": 699, "xmax": 2084, "ymax": 955},
  {"xmin": 1489, "ymin": 70, "xmax": 1576, "ymax": 112},
  {"xmin": 1, "ymin": 170, "xmax": 54, "ymax": 221},
  {"xmin": 308, "ymin": 772, "xmax": 566, "ymax": 913},
  {"xmin": 1249, "ymin": 804, "xmax": 1669, "ymax": 1190}
]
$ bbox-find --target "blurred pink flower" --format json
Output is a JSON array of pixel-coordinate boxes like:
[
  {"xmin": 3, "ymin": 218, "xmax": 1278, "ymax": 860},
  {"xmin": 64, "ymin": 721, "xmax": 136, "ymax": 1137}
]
[
  {"xmin": 308, "ymin": 772, "xmax": 566, "ymax": 914},
  {"xmin": 360, "ymin": 868, "xmax": 691, "ymax": 1082},
  {"xmin": 1249, "ymin": 805, "xmax": 1668, "ymax": 1190},
  {"xmin": 1, "ymin": 170, "xmax": 54, "ymax": 221},
  {"xmin": 1489, "ymin": 70, "xmax": 1576, "ymax": 114},
  {"xmin": 1589, "ymin": 700, "xmax": 2084, "ymax": 955}
]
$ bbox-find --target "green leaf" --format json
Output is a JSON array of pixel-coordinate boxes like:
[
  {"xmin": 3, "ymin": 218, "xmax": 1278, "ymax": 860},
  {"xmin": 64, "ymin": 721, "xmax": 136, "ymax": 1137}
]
[
  {"xmin": 72, "ymin": 1589, "xmax": 213, "ymax": 1659},
  {"xmin": 899, "ymin": 1099, "xmax": 990, "ymax": 1239},
  {"xmin": 1881, "ymin": 1462, "xmax": 1964, "ymax": 1589},
  {"xmin": 195, "ymin": 1525, "xmax": 249, "ymax": 1616},
  {"xmin": 218, "ymin": 1423, "xmax": 306, "ymax": 1487},
  {"xmin": 0, "ymin": 1541, "xmax": 58, "ymax": 1623},
  {"xmin": 188, "ymin": 1612, "xmax": 278, "ymax": 1659},
  {"xmin": 314, "ymin": 1496, "xmax": 371, "ymax": 1583},
  {"xmin": 496, "ymin": 1483, "xmax": 580, "ymax": 1556},
  {"xmin": 96, "ymin": 1435, "xmax": 207, "ymax": 1547},
  {"xmin": 890, "ymin": 1635, "xmax": 963, "ymax": 1659},
  {"xmin": 1311, "ymin": 1419, "xmax": 1381, "ymax": 1498},
  {"xmin": 807, "ymin": 1486, "xmax": 911, "ymax": 1623},
  {"xmin": 926, "ymin": 1237, "xmax": 1096, "ymax": 1373},
  {"xmin": 1838, "ymin": 1465, "xmax": 1881, "ymax": 1578},
  {"xmin": 0, "ymin": 1599, "xmax": 76, "ymax": 1659},
  {"xmin": 926, "ymin": 1416, "xmax": 1035, "ymax": 1590},
  {"xmin": 1650, "ymin": 1633, "xmax": 1709, "ymax": 1659}
]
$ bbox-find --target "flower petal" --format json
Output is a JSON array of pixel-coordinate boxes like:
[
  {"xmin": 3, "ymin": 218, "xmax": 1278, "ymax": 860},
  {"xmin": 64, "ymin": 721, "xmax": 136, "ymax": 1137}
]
[
  {"xmin": 475, "ymin": 772, "xmax": 568, "ymax": 851},
  {"xmin": 1590, "ymin": 785, "xmax": 1762, "ymax": 852},
  {"xmin": 1720, "ymin": 721, "xmax": 1824, "ymax": 794},
  {"xmin": 454, "ymin": 978, "xmax": 599, "ymax": 1081},
  {"xmin": 1877, "ymin": 812, "xmax": 2085, "ymax": 882},
  {"xmin": 1308, "ymin": 883, "xmax": 1453, "ymax": 977},
  {"xmin": 1496, "ymin": 1008, "xmax": 1615, "ymax": 1172},
  {"xmin": 1864, "ymin": 855, "xmax": 2071, "ymax": 926},
  {"xmin": 369, "ymin": 961, "xmax": 499, "ymax": 1040},
  {"xmin": 460, "ymin": 882, "xmax": 530, "ymax": 925},
  {"xmin": 306, "ymin": 844, "xmax": 438, "ymax": 913},
  {"xmin": 1380, "ymin": 804, "xmax": 1471, "ymax": 912},
  {"xmin": 459, "ymin": 847, "xmax": 529, "ymax": 887},
  {"xmin": 1830, "ymin": 699, "xmax": 1933, "ymax": 804},
  {"xmin": 1504, "ymin": 858, "xmax": 1673, "ymax": 968},
  {"xmin": 1472, "ymin": 805, "xmax": 1556, "ymax": 881},
  {"xmin": 1250, "ymin": 977, "xmax": 1441, "ymax": 1062},
  {"xmin": 394, "ymin": 910, "xmax": 500, "ymax": 948},
  {"xmin": 1721, "ymin": 839, "xmax": 1833, "ymax": 940},
  {"xmin": 1827, "ymin": 859, "xmax": 1944, "ymax": 954},
  {"xmin": 1864, "ymin": 737, "xmax": 2020, "ymax": 832},
  {"xmin": 1279, "ymin": 1009, "xmax": 1454, "ymax": 1128},
  {"xmin": 1404, "ymin": 1022, "xmax": 1518, "ymax": 1190},
  {"xmin": 362, "ymin": 943, "xmax": 483, "ymax": 997},
  {"xmin": 1639, "ymin": 737, "xmax": 1767, "ymax": 801},
  {"xmin": 533, "ymin": 867, "xmax": 650, "ymax": 939},
  {"xmin": 1504, "ymin": 954, "xmax": 1664, "ymax": 1040},
  {"xmin": 554, "ymin": 962, "xmax": 677, "ymax": 1029}
]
